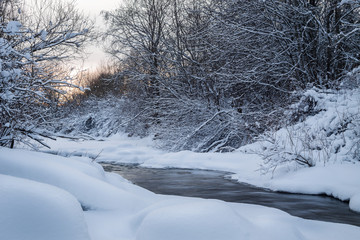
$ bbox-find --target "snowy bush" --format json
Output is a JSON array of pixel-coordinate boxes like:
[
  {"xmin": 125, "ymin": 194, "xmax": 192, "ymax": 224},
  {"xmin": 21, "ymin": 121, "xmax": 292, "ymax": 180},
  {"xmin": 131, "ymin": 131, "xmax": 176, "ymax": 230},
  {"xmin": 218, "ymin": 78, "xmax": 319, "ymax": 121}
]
[
  {"xmin": 55, "ymin": 93, "xmax": 281, "ymax": 152},
  {"xmin": 51, "ymin": 96, "xmax": 127, "ymax": 138},
  {"xmin": 258, "ymin": 88, "xmax": 360, "ymax": 174}
]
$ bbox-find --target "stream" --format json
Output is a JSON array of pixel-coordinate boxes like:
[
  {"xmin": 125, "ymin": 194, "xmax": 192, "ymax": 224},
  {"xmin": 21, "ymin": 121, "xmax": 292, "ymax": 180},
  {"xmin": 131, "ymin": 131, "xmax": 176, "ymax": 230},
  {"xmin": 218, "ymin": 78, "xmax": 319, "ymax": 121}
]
[{"xmin": 102, "ymin": 163, "xmax": 360, "ymax": 227}]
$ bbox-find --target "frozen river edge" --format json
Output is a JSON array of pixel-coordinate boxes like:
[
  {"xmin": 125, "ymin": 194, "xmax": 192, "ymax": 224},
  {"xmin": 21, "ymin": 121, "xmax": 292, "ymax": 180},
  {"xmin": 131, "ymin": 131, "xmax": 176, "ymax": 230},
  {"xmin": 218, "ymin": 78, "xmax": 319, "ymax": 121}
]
[{"xmin": 103, "ymin": 163, "xmax": 360, "ymax": 227}]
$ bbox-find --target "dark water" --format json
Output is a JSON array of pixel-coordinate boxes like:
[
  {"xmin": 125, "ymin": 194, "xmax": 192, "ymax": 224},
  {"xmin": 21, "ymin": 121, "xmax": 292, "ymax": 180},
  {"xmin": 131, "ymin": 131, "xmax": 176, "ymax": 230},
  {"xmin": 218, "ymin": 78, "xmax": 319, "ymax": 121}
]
[{"xmin": 102, "ymin": 163, "xmax": 360, "ymax": 227}]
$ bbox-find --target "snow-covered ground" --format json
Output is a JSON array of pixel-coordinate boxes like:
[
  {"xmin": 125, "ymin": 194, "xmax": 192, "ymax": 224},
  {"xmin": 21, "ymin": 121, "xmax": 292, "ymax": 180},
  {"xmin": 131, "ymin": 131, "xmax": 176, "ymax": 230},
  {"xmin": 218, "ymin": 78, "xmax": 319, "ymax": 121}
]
[
  {"xmin": 1, "ymin": 146, "xmax": 360, "ymax": 240},
  {"xmin": 43, "ymin": 131, "xmax": 360, "ymax": 214},
  {"xmin": 1, "ymin": 87, "xmax": 360, "ymax": 239}
]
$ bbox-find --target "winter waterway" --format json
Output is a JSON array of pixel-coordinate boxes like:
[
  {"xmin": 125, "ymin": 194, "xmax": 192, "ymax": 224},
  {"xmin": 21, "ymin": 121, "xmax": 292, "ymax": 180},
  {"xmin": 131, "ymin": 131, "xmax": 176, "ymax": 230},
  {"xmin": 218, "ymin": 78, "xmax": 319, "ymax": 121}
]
[{"xmin": 102, "ymin": 163, "xmax": 360, "ymax": 227}]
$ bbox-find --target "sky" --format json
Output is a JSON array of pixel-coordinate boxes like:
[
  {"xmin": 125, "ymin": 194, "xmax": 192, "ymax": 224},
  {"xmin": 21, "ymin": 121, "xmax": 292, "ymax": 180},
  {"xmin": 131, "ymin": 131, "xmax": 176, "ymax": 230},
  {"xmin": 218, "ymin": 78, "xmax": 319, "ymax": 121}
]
[
  {"xmin": 76, "ymin": 0, "xmax": 120, "ymax": 15},
  {"xmin": 75, "ymin": 0, "xmax": 122, "ymax": 71}
]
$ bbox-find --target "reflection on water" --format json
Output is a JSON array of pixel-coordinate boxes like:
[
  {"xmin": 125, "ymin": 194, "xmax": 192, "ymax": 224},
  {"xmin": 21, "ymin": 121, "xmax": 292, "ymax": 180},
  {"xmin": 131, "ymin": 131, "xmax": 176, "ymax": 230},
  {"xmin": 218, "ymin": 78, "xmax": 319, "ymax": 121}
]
[{"xmin": 102, "ymin": 163, "xmax": 360, "ymax": 227}]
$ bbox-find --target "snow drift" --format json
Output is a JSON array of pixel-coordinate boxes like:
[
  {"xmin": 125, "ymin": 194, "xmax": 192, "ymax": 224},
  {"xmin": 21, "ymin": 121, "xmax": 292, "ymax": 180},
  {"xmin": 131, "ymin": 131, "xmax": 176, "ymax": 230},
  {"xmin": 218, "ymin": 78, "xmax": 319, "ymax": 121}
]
[
  {"xmin": 0, "ymin": 174, "xmax": 90, "ymax": 240},
  {"xmin": 1, "ymin": 144, "xmax": 360, "ymax": 240}
]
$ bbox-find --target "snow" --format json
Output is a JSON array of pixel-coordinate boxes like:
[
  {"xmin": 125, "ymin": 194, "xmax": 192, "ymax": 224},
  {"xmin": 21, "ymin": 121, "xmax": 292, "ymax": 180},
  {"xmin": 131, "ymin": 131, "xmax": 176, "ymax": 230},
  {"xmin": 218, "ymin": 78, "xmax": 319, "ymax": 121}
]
[
  {"xmin": 40, "ymin": 29, "xmax": 48, "ymax": 41},
  {"xmin": 251, "ymin": 88, "xmax": 360, "ymax": 172},
  {"xmin": 136, "ymin": 199, "xmax": 256, "ymax": 240},
  {"xmin": 0, "ymin": 148, "xmax": 150, "ymax": 211},
  {"xmin": 0, "ymin": 174, "xmax": 90, "ymax": 240},
  {"xmin": 340, "ymin": 0, "xmax": 356, "ymax": 6},
  {"xmin": 258, "ymin": 163, "xmax": 360, "ymax": 212},
  {"xmin": 1, "ymin": 145, "xmax": 360, "ymax": 240},
  {"xmin": 4, "ymin": 21, "xmax": 22, "ymax": 35},
  {"xmin": 350, "ymin": 194, "xmax": 360, "ymax": 213},
  {"xmin": 1, "ymin": 86, "xmax": 360, "ymax": 239},
  {"xmin": 44, "ymin": 128, "xmax": 360, "ymax": 214},
  {"xmin": 1, "ymin": 70, "xmax": 10, "ymax": 78}
]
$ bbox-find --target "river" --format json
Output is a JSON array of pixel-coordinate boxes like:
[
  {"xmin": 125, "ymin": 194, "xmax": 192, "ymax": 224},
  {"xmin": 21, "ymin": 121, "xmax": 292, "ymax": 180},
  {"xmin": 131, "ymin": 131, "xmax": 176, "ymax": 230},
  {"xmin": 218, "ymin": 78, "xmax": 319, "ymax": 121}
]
[{"xmin": 102, "ymin": 163, "xmax": 360, "ymax": 227}]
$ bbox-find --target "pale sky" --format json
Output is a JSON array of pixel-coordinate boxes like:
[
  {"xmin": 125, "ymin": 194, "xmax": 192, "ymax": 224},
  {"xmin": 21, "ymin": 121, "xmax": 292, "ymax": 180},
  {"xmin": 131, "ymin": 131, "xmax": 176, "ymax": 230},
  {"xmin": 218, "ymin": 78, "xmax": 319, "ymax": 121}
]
[
  {"xmin": 75, "ymin": 0, "xmax": 122, "ymax": 70},
  {"xmin": 25, "ymin": 0, "xmax": 123, "ymax": 70},
  {"xmin": 76, "ymin": 0, "xmax": 120, "ymax": 16}
]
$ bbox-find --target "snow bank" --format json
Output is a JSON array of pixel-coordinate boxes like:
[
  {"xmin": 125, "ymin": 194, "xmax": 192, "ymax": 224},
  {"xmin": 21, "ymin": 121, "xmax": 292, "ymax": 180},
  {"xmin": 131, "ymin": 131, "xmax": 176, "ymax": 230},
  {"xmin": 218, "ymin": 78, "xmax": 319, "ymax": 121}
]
[
  {"xmin": 261, "ymin": 163, "xmax": 360, "ymax": 212},
  {"xmin": 45, "ymin": 135, "xmax": 264, "ymax": 184},
  {"xmin": 240, "ymin": 87, "xmax": 360, "ymax": 212},
  {"xmin": 135, "ymin": 198, "xmax": 253, "ymax": 240},
  {"xmin": 350, "ymin": 194, "xmax": 360, "ymax": 213},
  {"xmin": 0, "ymin": 146, "xmax": 156, "ymax": 239},
  {"xmin": 0, "ymin": 147, "xmax": 151, "ymax": 211},
  {"xmin": 43, "ymin": 134, "xmax": 162, "ymax": 163},
  {"xmin": 44, "ymin": 126, "xmax": 360, "ymax": 213},
  {"xmin": 1, "ymin": 146, "xmax": 360, "ymax": 240},
  {"xmin": 0, "ymin": 174, "xmax": 89, "ymax": 240},
  {"xmin": 230, "ymin": 203, "xmax": 360, "ymax": 240}
]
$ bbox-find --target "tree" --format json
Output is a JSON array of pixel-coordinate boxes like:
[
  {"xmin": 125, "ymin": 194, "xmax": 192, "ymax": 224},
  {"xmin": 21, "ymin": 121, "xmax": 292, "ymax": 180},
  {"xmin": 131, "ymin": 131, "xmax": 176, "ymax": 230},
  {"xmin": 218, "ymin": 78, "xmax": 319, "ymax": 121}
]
[
  {"xmin": 0, "ymin": 0, "xmax": 93, "ymax": 148},
  {"xmin": 103, "ymin": 0, "xmax": 170, "ymax": 98},
  {"xmin": 100, "ymin": 0, "xmax": 360, "ymax": 152},
  {"xmin": 101, "ymin": 0, "xmax": 287, "ymax": 151},
  {"xmin": 262, "ymin": 0, "xmax": 360, "ymax": 88}
]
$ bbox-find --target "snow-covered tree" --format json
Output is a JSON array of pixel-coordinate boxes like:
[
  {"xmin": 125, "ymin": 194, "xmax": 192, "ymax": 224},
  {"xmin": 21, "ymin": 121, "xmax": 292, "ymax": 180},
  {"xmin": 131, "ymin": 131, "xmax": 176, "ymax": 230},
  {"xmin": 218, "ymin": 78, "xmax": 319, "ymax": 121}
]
[
  {"xmin": 261, "ymin": 0, "xmax": 360, "ymax": 88},
  {"xmin": 99, "ymin": 0, "xmax": 360, "ymax": 151},
  {"xmin": 0, "ymin": 0, "xmax": 93, "ymax": 148}
]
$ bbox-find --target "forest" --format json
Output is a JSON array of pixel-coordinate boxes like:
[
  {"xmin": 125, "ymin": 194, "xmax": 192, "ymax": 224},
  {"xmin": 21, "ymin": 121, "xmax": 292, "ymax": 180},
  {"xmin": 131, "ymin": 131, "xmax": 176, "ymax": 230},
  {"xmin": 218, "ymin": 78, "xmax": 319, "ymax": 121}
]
[
  {"xmin": 1, "ymin": 0, "xmax": 360, "ymax": 156},
  {"xmin": 1, "ymin": 1, "xmax": 360, "ymax": 239}
]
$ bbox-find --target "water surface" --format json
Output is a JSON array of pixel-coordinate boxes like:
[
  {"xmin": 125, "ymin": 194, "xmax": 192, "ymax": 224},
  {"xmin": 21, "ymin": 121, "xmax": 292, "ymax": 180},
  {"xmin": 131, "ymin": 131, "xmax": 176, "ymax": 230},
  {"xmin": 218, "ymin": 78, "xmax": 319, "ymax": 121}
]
[{"xmin": 102, "ymin": 163, "xmax": 360, "ymax": 227}]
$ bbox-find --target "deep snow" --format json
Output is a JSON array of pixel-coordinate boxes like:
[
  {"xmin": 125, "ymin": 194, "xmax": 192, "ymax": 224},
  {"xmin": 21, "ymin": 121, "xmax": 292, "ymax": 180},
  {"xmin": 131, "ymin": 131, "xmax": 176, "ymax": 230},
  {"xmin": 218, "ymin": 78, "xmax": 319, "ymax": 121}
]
[
  {"xmin": 0, "ymin": 174, "xmax": 89, "ymax": 240},
  {"xmin": 39, "ymin": 87, "xmax": 360, "ymax": 215},
  {"xmin": 1, "ymin": 146, "xmax": 360, "ymax": 240},
  {"xmin": 1, "ymin": 87, "xmax": 360, "ymax": 239},
  {"xmin": 43, "ymin": 130, "xmax": 360, "ymax": 214}
]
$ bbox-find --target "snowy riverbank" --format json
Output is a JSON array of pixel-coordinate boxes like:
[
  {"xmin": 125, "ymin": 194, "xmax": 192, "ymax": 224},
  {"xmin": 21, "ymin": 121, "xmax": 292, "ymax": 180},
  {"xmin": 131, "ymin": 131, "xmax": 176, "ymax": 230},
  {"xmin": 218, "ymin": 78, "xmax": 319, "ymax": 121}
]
[
  {"xmin": 1, "ymin": 87, "xmax": 360, "ymax": 239},
  {"xmin": 43, "ymin": 132, "xmax": 360, "ymax": 214},
  {"xmin": 1, "ymin": 146, "xmax": 360, "ymax": 240}
]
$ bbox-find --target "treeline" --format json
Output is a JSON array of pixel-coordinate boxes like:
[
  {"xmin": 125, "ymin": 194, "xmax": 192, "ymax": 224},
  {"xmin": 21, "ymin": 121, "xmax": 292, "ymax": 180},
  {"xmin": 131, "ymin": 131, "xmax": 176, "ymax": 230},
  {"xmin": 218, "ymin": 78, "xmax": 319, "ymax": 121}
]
[
  {"xmin": 87, "ymin": 0, "xmax": 360, "ymax": 151},
  {"xmin": 3, "ymin": 0, "xmax": 359, "ymax": 151}
]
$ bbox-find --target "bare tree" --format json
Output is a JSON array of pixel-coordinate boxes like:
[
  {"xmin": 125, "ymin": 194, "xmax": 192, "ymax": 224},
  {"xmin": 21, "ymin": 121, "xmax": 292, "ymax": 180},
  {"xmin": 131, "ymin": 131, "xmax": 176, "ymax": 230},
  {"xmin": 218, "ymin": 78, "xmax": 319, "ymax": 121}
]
[
  {"xmin": 262, "ymin": 0, "xmax": 360, "ymax": 88},
  {"xmin": 103, "ymin": 0, "xmax": 170, "ymax": 97}
]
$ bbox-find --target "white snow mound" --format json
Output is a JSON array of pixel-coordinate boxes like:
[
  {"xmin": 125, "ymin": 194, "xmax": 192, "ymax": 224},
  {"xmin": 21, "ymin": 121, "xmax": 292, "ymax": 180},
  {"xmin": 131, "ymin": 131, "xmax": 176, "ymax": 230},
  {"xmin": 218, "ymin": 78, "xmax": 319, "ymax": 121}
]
[
  {"xmin": 1, "ymin": 146, "xmax": 360, "ymax": 240},
  {"xmin": 0, "ymin": 147, "xmax": 148, "ymax": 211},
  {"xmin": 136, "ymin": 199, "xmax": 253, "ymax": 240},
  {"xmin": 0, "ymin": 174, "xmax": 90, "ymax": 240}
]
